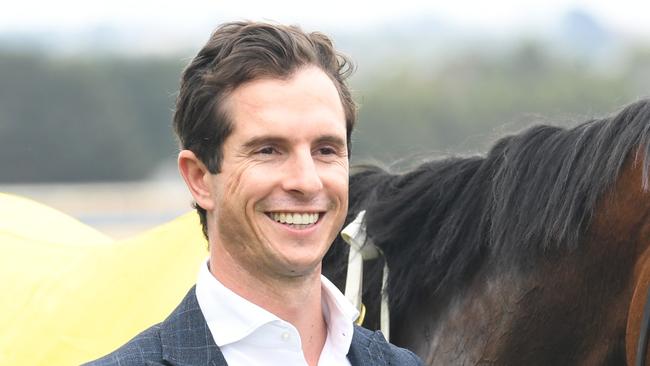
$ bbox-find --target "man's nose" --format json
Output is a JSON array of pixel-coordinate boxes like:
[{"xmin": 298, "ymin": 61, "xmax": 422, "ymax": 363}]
[{"xmin": 281, "ymin": 151, "xmax": 324, "ymax": 196}]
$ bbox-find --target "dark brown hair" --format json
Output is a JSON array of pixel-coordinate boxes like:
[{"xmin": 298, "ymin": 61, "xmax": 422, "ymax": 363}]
[{"xmin": 173, "ymin": 21, "xmax": 357, "ymax": 239}]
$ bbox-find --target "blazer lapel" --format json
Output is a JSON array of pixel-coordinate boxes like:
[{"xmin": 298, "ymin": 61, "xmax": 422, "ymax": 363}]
[
  {"xmin": 347, "ymin": 325, "xmax": 389, "ymax": 366},
  {"xmin": 159, "ymin": 286, "xmax": 228, "ymax": 366}
]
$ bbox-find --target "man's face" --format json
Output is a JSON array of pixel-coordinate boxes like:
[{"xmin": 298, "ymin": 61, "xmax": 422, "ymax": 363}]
[{"xmin": 207, "ymin": 66, "xmax": 349, "ymax": 280}]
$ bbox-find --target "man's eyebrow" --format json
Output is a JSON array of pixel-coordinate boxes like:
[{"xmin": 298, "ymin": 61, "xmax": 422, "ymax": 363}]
[
  {"xmin": 315, "ymin": 135, "xmax": 347, "ymax": 148},
  {"xmin": 241, "ymin": 135, "xmax": 347, "ymax": 149},
  {"xmin": 241, "ymin": 136, "xmax": 287, "ymax": 150}
]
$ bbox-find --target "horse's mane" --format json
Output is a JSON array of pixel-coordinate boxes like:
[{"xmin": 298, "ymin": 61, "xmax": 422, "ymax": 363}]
[{"xmin": 329, "ymin": 99, "xmax": 650, "ymax": 314}]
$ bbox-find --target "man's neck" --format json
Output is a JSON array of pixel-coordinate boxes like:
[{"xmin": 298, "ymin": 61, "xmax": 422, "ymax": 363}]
[{"xmin": 209, "ymin": 252, "xmax": 328, "ymax": 366}]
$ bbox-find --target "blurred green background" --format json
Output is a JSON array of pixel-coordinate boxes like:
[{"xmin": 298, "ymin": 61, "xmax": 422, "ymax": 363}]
[{"xmin": 1, "ymin": 7, "xmax": 648, "ymax": 236}]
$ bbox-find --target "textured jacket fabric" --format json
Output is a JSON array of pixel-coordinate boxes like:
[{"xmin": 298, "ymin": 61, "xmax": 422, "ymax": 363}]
[{"xmin": 85, "ymin": 287, "xmax": 423, "ymax": 366}]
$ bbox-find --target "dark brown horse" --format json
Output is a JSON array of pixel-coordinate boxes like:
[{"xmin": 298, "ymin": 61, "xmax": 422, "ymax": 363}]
[{"xmin": 323, "ymin": 99, "xmax": 650, "ymax": 365}]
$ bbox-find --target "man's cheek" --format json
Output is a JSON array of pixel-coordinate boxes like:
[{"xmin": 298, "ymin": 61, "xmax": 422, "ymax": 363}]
[
  {"xmin": 223, "ymin": 161, "xmax": 260, "ymax": 197},
  {"xmin": 217, "ymin": 204, "xmax": 253, "ymax": 252},
  {"xmin": 223, "ymin": 174, "xmax": 243, "ymax": 198}
]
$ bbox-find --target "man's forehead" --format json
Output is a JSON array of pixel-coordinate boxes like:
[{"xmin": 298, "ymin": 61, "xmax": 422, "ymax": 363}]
[
  {"xmin": 222, "ymin": 67, "xmax": 346, "ymax": 134},
  {"xmin": 225, "ymin": 67, "xmax": 342, "ymax": 111}
]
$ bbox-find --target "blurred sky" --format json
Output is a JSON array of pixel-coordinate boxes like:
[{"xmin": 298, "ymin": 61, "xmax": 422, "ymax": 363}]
[{"xmin": 2, "ymin": 0, "xmax": 650, "ymax": 36}]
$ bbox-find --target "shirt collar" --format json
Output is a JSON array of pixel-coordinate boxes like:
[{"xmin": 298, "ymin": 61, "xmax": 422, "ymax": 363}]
[
  {"xmin": 321, "ymin": 274, "xmax": 360, "ymax": 354},
  {"xmin": 195, "ymin": 259, "xmax": 360, "ymax": 353},
  {"xmin": 195, "ymin": 259, "xmax": 279, "ymax": 346}
]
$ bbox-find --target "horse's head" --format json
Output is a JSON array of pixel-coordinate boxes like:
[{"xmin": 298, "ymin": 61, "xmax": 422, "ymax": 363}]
[
  {"xmin": 595, "ymin": 147, "xmax": 650, "ymax": 366},
  {"xmin": 627, "ymin": 247, "xmax": 650, "ymax": 366}
]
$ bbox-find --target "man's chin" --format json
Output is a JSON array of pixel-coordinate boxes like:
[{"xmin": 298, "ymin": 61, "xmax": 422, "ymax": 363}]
[{"xmin": 275, "ymin": 258, "xmax": 323, "ymax": 279}]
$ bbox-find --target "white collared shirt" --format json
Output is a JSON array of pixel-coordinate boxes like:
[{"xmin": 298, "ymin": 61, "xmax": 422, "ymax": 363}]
[{"xmin": 195, "ymin": 260, "xmax": 359, "ymax": 366}]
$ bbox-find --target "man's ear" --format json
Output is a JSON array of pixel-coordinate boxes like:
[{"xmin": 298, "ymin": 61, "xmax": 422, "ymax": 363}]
[{"xmin": 178, "ymin": 150, "xmax": 215, "ymax": 211}]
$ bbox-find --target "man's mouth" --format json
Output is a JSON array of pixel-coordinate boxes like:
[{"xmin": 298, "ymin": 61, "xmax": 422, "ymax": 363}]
[{"xmin": 268, "ymin": 212, "xmax": 321, "ymax": 227}]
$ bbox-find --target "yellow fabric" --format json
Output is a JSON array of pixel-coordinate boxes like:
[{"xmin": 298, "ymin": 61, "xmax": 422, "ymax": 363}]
[{"xmin": 0, "ymin": 193, "xmax": 208, "ymax": 365}]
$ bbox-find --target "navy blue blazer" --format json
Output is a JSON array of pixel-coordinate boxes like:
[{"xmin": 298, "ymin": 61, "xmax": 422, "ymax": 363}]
[{"xmin": 85, "ymin": 286, "xmax": 422, "ymax": 366}]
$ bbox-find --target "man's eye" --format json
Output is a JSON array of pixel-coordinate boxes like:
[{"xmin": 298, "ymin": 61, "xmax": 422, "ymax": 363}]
[
  {"xmin": 257, "ymin": 147, "xmax": 276, "ymax": 155},
  {"xmin": 317, "ymin": 147, "xmax": 337, "ymax": 155}
]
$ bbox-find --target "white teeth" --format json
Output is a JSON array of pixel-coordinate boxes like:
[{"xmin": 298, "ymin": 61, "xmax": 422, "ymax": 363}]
[{"xmin": 271, "ymin": 212, "xmax": 319, "ymax": 225}]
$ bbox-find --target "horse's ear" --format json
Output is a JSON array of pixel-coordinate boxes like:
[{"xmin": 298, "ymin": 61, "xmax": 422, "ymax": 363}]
[{"xmin": 178, "ymin": 149, "xmax": 215, "ymax": 211}]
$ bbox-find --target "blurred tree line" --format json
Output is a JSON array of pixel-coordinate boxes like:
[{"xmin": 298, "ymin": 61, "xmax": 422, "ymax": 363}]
[
  {"xmin": 0, "ymin": 53, "xmax": 183, "ymax": 182},
  {"xmin": 0, "ymin": 40, "xmax": 648, "ymax": 183}
]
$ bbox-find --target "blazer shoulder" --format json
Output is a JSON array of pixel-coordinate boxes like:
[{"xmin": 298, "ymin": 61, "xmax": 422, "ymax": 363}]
[
  {"xmin": 82, "ymin": 323, "xmax": 165, "ymax": 366},
  {"xmin": 351, "ymin": 325, "xmax": 424, "ymax": 366}
]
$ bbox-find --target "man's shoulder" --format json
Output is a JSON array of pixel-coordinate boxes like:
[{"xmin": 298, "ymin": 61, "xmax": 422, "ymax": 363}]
[
  {"xmin": 83, "ymin": 323, "xmax": 165, "ymax": 366},
  {"xmin": 82, "ymin": 286, "xmax": 221, "ymax": 366},
  {"xmin": 350, "ymin": 325, "xmax": 423, "ymax": 366}
]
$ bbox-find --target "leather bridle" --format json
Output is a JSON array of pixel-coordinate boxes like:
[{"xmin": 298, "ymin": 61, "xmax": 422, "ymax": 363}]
[{"xmin": 341, "ymin": 210, "xmax": 391, "ymax": 340}]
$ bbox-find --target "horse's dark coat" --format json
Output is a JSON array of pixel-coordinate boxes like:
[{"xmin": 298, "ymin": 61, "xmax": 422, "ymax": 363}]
[{"xmin": 323, "ymin": 99, "xmax": 650, "ymax": 364}]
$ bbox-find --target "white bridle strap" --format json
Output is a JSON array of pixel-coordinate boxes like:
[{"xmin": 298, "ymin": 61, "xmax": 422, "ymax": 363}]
[{"xmin": 341, "ymin": 210, "xmax": 390, "ymax": 340}]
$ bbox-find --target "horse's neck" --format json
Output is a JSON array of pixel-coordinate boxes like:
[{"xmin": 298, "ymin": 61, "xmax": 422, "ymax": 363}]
[
  {"xmin": 394, "ymin": 250, "xmax": 630, "ymax": 366},
  {"xmin": 392, "ymin": 264, "xmax": 531, "ymax": 364}
]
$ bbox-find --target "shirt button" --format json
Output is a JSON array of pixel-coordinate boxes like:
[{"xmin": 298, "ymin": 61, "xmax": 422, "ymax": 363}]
[{"xmin": 281, "ymin": 332, "xmax": 290, "ymax": 341}]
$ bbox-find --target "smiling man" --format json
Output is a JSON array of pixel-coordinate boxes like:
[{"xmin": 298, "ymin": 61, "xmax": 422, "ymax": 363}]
[{"xmin": 86, "ymin": 21, "xmax": 422, "ymax": 366}]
